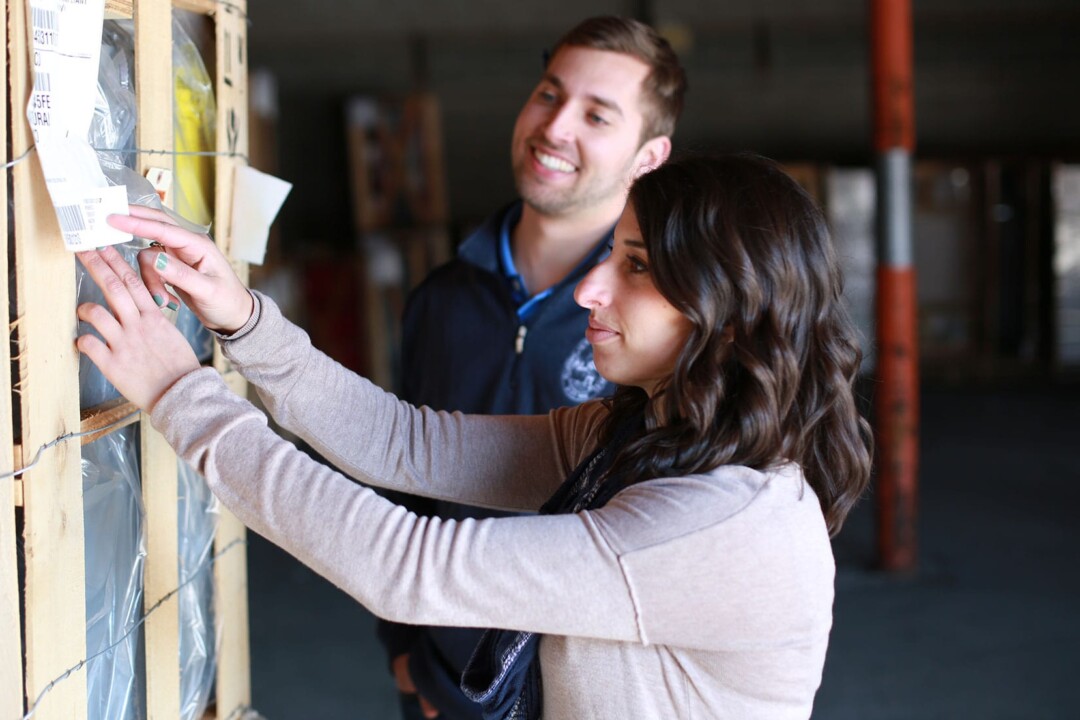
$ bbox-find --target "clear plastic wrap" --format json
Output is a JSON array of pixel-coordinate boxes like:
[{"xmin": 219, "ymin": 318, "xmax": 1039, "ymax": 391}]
[
  {"xmin": 82, "ymin": 425, "xmax": 146, "ymax": 720},
  {"xmin": 172, "ymin": 15, "xmax": 217, "ymax": 362},
  {"xmin": 93, "ymin": 21, "xmax": 166, "ymax": 212},
  {"xmin": 77, "ymin": 241, "xmax": 143, "ymax": 409},
  {"xmin": 172, "ymin": 15, "xmax": 216, "ymax": 227},
  {"xmin": 78, "ymin": 21, "xmax": 142, "ymax": 410},
  {"xmin": 82, "ymin": 17, "xmax": 216, "ymax": 401},
  {"xmin": 178, "ymin": 460, "xmax": 220, "ymax": 720},
  {"xmin": 81, "ymin": 20, "xmax": 220, "ymax": 720}
]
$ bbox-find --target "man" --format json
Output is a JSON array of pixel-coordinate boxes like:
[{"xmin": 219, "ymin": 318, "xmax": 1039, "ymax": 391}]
[{"xmin": 378, "ymin": 16, "xmax": 686, "ymax": 719}]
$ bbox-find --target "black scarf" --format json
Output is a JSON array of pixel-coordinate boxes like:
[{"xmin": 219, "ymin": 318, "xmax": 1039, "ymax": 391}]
[{"xmin": 460, "ymin": 412, "xmax": 642, "ymax": 720}]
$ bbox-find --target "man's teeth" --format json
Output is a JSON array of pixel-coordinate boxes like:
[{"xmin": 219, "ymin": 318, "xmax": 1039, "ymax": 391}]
[{"xmin": 536, "ymin": 151, "xmax": 575, "ymax": 173}]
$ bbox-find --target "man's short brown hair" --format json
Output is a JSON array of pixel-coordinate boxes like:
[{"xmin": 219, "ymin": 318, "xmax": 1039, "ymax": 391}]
[{"xmin": 551, "ymin": 16, "xmax": 687, "ymax": 141}]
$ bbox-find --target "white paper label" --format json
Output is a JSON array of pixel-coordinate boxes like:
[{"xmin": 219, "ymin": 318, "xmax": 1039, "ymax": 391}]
[
  {"xmin": 231, "ymin": 165, "xmax": 292, "ymax": 265},
  {"xmin": 27, "ymin": 0, "xmax": 130, "ymax": 250}
]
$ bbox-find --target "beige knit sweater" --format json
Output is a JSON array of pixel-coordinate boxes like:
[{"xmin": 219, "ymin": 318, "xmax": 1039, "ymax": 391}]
[{"xmin": 150, "ymin": 293, "xmax": 836, "ymax": 719}]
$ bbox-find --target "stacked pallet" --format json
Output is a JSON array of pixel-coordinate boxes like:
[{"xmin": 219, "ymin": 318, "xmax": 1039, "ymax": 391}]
[
  {"xmin": 2, "ymin": 0, "xmax": 252, "ymax": 717},
  {"xmin": 345, "ymin": 92, "xmax": 450, "ymax": 390}
]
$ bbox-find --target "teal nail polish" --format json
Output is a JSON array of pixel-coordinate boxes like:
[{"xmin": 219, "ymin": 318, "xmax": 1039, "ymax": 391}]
[
  {"xmin": 152, "ymin": 294, "xmax": 164, "ymax": 307},
  {"xmin": 155, "ymin": 252, "xmax": 168, "ymax": 271},
  {"xmin": 166, "ymin": 301, "xmax": 179, "ymax": 311}
]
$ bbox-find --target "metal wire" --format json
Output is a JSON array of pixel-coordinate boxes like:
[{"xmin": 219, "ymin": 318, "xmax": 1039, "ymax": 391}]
[
  {"xmin": 22, "ymin": 538, "xmax": 249, "ymax": 720},
  {"xmin": 0, "ymin": 410, "xmax": 141, "ymax": 482}
]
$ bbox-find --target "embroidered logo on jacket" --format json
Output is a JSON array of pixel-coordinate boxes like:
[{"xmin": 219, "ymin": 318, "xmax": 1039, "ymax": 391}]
[{"xmin": 561, "ymin": 338, "xmax": 609, "ymax": 402}]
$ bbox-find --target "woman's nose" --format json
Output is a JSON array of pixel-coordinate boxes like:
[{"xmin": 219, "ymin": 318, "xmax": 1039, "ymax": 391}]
[{"xmin": 574, "ymin": 262, "xmax": 610, "ymax": 309}]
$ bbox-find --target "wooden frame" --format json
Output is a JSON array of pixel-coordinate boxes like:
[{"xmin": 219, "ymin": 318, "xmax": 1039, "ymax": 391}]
[
  {"xmin": 3, "ymin": 0, "xmax": 251, "ymax": 717},
  {"xmin": 1, "ymin": 1, "xmax": 23, "ymax": 716},
  {"xmin": 345, "ymin": 91, "xmax": 450, "ymax": 389}
]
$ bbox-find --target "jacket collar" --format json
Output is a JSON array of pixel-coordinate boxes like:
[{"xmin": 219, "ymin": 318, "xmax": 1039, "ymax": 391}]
[{"xmin": 457, "ymin": 200, "xmax": 614, "ymax": 292}]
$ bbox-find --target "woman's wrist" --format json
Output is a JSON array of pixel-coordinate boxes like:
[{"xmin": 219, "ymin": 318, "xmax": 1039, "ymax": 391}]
[{"xmin": 213, "ymin": 290, "xmax": 261, "ymax": 340}]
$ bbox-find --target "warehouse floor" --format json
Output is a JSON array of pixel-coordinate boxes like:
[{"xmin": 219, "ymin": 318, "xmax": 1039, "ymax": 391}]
[{"xmin": 246, "ymin": 383, "xmax": 1080, "ymax": 719}]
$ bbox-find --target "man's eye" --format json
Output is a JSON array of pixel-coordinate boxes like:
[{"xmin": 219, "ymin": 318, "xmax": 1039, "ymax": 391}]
[{"xmin": 588, "ymin": 112, "xmax": 609, "ymax": 126}]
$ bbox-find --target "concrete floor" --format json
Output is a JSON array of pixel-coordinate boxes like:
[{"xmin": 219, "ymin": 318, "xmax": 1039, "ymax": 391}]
[{"xmin": 246, "ymin": 383, "xmax": 1080, "ymax": 718}]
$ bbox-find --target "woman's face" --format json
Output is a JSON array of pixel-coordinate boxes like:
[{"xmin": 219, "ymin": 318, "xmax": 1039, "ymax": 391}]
[{"xmin": 574, "ymin": 204, "xmax": 693, "ymax": 396}]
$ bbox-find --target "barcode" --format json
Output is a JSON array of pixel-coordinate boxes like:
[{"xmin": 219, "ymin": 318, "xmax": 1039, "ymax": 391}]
[
  {"xmin": 32, "ymin": 7, "xmax": 58, "ymax": 31},
  {"xmin": 34, "ymin": 72, "xmax": 51, "ymax": 92},
  {"xmin": 56, "ymin": 204, "xmax": 87, "ymax": 233}
]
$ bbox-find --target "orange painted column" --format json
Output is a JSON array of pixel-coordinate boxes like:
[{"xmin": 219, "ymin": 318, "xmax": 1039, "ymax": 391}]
[{"xmin": 872, "ymin": 0, "xmax": 920, "ymax": 571}]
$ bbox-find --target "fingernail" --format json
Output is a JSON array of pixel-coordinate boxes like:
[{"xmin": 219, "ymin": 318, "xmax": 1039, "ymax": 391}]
[
  {"xmin": 166, "ymin": 301, "xmax": 179, "ymax": 311},
  {"xmin": 152, "ymin": 294, "xmax": 164, "ymax": 307},
  {"xmin": 155, "ymin": 252, "xmax": 168, "ymax": 271}
]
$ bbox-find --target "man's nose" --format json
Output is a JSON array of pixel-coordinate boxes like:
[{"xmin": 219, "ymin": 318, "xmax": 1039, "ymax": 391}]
[{"xmin": 540, "ymin": 104, "xmax": 575, "ymax": 145}]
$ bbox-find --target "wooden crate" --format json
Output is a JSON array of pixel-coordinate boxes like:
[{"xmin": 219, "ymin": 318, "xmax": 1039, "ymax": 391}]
[
  {"xmin": 2, "ymin": 0, "xmax": 251, "ymax": 717},
  {"xmin": 345, "ymin": 92, "xmax": 451, "ymax": 390}
]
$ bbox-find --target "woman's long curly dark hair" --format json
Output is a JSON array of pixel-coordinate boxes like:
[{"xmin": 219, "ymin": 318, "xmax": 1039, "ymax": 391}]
[{"xmin": 602, "ymin": 153, "xmax": 872, "ymax": 535}]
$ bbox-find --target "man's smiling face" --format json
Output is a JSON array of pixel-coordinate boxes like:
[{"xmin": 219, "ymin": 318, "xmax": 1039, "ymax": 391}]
[{"xmin": 510, "ymin": 45, "xmax": 653, "ymax": 218}]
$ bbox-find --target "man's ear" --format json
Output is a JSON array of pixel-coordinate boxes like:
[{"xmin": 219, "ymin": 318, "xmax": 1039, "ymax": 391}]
[{"xmin": 632, "ymin": 135, "xmax": 672, "ymax": 179}]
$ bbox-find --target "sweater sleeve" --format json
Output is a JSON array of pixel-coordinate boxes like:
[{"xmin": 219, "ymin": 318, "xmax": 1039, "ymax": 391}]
[
  {"xmin": 149, "ymin": 368, "xmax": 641, "ymax": 639},
  {"xmin": 150, "ymin": 368, "xmax": 834, "ymax": 649},
  {"xmin": 213, "ymin": 291, "xmax": 601, "ymax": 512}
]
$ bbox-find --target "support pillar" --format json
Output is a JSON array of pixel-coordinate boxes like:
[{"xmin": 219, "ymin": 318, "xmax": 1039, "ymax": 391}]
[{"xmin": 871, "ymin": 0, "xmax": 920, "ymax": 572}]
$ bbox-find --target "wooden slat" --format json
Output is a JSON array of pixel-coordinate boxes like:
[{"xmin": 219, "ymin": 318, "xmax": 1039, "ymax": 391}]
[
  {"xmin": 408, "ymin": 92, "xmax": 449, "ymax": 226},
  {"xmin": 1, "ymin": 0, "xmax": 25, "ymax": 713},
  {"xmin": 173, "ymin": 0, "xmax": 218, "ymax": 16},
  {"xmin": 212, "ymin": 0, "xmax": 250, "ymax": 377},
  {"xmin": 134, "ymin": 0, "xmax": 183, "ymax": 716},
  {"xmin": 213, "ymin": 4, "xmax": 252, "ymax": 715},
  {"xmin": 141, "ymin": 420, "xmax": 180, "ymax": 720},
  {"xmin": 215, "ymin": 371, "xmax": 251, "ymax": 719},
  {"xmin": 10, "ymin": 0, "xmax": 88, "ymax": 715},
  {"xmin": 105, "ymin": 0, "xmax": 134, "ymax": 20},
  {"xmin": 213, "ymin": 0, "xmax": 250, "ymax": 261},
  {"xmin": 79, "ymin": 398, "xmax": 140, "ymax": 445}
]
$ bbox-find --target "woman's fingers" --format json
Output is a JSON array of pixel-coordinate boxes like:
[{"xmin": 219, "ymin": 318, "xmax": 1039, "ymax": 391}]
[
  {"xmin": 76, "ymin": 249, "xmax": 141, "ymax": 322},
  {"xmin": 74, "ymin": 331, "xmax": 111, "ymax": 373},
  {"xmin": 107, "ymin": 212, "xmax": 214, "ymax": 267},
  {"xmin": 141, "ymin": 245, "xmax": 214, "ymax": 302},
  {"xmin": 139, "ymin": 267, "xmax": 180, "ymax": 311},
  {"xmin": 137, "ymin": 247, "xmax": 191, "ymax": 309},
  {"xmin": 76, "ymin": 301, "xmax": 122, "ymax": 346},
  {"xmin": 75, "ymin": 233, "xmax": 203, "ymax": 412},
  {"xmin": 108, "ymin": 210, "xmax": 252, "ymax": 332},
  {"xmin": 126, "ymin": 204, "xmax": 181, "ymax": 225},
  {"xmin": 96, "ymin": 245, "xmax": 160, "ymax": 314}
]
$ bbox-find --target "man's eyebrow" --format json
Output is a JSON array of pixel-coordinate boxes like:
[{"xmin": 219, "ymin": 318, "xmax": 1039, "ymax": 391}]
[{"xmin": 542, "ymin": 73, "xmax": 626, "ymax": 118}]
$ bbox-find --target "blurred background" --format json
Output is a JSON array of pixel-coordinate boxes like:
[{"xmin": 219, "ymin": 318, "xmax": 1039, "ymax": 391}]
[{"xmin": 234, "ymin": 0, "xmax": 1080, "ymax": 717}]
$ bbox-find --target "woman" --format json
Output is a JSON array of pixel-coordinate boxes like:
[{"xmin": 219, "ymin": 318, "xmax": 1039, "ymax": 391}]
[{"xmin": 77, "ymin": 153, "xmax": 871, "ymax": 719}]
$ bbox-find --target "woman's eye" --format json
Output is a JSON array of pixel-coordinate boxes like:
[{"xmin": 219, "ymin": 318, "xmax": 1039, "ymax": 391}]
[
  {"xmin": 588, "ymin": 112, "xmax": 609, "ymax": 126},
  {"xmin": 628, "ymin": 256, "xmax": 648, "ymax": 273}
]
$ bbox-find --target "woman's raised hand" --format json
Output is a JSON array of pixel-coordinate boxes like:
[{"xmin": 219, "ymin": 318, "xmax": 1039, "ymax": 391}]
[
  {"xmin": 109, "ymin": 205, "xmax": 254, "ymax": 334},
  {"xmin": 76, "ymin": 246, "xmax": 202, "ymax": 412}
]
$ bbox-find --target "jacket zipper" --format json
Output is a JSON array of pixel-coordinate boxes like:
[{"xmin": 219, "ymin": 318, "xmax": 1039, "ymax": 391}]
[{"xmin": 515, "ymin": 324, "xmax": 527, "ymax": 354}]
